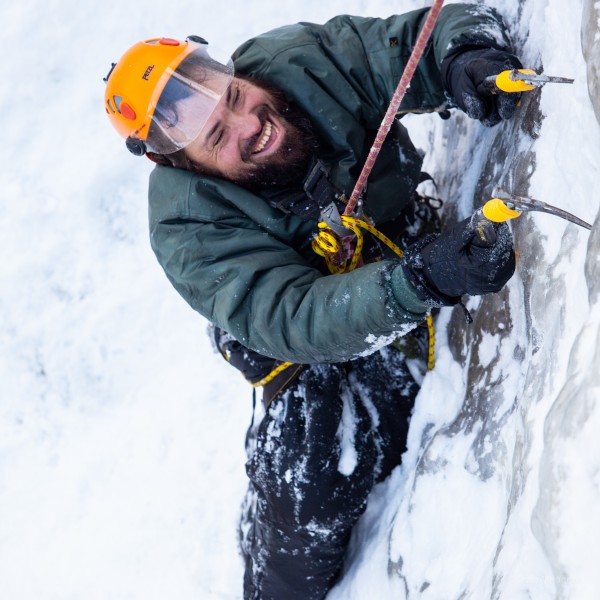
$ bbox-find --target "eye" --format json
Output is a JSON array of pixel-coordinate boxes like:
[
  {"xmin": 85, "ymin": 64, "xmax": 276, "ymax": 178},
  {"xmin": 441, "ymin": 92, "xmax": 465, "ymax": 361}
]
[
  {"xmin": 157, "ymin": 106, "xmax": 179, "ymax": 129},
  {"xmin": 213, "ymin": 130, "xmax": 224, "ymax": 148},
  {"xmin": 165, "ymin": 114, "xmax": 179, "ymax": 129}
]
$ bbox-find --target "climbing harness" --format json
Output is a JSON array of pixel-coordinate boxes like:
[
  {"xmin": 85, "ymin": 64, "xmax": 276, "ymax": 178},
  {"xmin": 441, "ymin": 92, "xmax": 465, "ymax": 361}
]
[{"xmin": 212, "ymin": 325, "xmax": 304, "ymax": 406}]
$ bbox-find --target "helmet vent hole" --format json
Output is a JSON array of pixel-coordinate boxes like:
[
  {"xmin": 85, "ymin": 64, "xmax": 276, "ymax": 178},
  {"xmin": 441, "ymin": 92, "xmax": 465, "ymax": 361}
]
[
  {"xmin": 106, "ymin": 98, "xmax": 116, "ymax": 113},
  {"xmin": 113, "ymin": 95, "xmax": 122, "ymax": 111}
]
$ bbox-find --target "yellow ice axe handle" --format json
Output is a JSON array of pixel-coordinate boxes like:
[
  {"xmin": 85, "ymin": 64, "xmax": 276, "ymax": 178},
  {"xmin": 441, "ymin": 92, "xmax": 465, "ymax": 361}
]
[
  {"xmin": 483, "ymin": 69, "xmax": 538, "ymax": 93},
  {"xmin": 482, "ymin": 198, "xmax": 522, "ymax": 222},
  {"xmin": 469, "ymin": 199, "xmax": 521, "ymax": 248}
]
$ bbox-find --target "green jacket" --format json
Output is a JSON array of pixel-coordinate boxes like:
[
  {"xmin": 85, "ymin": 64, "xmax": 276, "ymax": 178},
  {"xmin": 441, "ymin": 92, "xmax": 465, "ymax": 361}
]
[{"xmin": 148, "ymin": 4, "xmax": 512, "ymax": 364}]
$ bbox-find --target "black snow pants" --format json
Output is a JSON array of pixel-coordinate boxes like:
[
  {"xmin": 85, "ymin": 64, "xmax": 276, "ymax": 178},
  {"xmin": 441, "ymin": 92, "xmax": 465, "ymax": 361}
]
[{"xmin": 238, "ymin": 346, "xmax": 419, "ymax": 600}]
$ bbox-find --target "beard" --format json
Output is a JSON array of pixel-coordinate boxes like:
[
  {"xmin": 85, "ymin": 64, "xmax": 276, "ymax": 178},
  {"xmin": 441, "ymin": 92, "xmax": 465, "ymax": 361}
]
[
  {"xmin": 181, "ymin": 76, "xmax": 320, "ymax": 191},
  {"xmin": 228, "ymin": 78, "xmax": 320, "ymax": 191}
]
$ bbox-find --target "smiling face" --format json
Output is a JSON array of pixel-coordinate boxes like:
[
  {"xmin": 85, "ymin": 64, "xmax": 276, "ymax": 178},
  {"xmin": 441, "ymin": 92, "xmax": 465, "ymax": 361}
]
[{"xmin": 181, "ymin": 76, "xmax": 318, "ymax": 189}]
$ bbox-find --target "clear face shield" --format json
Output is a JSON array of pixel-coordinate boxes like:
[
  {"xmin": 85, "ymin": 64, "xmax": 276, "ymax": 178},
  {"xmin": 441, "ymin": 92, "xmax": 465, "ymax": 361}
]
[{"xmin": 146, "ymin": 45, "xmax": 234, "ymax": 155}]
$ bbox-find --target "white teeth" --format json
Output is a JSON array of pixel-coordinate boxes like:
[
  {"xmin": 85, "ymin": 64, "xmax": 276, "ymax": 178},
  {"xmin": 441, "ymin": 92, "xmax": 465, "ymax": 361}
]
[{"xmin": 253, "ymin": 121, "xmax": 272, "ymax": 153}]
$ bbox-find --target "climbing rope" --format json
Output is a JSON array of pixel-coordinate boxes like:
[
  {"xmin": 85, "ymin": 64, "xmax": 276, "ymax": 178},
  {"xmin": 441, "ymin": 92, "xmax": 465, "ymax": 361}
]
[
  {"xmin": 252, "ymin": 360, "xmax": 294, "ymax": 388},
  {"xmin": 344, "ymin": 0, "xmax": 445, "ymax": 216},
  {"xmin": 313, "ymin": 1, "xmax": 444, "ymax": 370},
  {"xmin": 312, "ymin": 216, "xmax": 401, "ymax": 271}
]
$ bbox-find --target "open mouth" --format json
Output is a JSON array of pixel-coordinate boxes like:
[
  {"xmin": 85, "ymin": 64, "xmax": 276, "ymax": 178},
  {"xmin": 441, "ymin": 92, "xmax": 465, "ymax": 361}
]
[{"xmin": 252, "ymin": 120, "xmax": 278, "ymax": 155}]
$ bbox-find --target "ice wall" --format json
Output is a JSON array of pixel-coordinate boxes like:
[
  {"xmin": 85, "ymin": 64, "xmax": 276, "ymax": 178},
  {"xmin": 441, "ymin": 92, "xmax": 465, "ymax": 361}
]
[{"xmin": 581, "ymin": 0, "xmax": 600, "ymax": 123}]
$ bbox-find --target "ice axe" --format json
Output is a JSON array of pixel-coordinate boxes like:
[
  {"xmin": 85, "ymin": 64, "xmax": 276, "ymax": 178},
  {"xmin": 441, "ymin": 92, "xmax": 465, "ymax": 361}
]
[
  {"xmin": 469, "ymin": 188, "xmax": 592, "ymax": 247},
  {"xmin": 482, "ymin": 69, "xmax": 574, "ymax": 94}
]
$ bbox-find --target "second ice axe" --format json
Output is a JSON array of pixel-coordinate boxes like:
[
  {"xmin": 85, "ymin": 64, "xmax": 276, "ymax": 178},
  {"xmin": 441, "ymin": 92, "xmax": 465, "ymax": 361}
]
[{"xmin": 469, "ymin": 188, "xmax": 592, "ymax": 248}]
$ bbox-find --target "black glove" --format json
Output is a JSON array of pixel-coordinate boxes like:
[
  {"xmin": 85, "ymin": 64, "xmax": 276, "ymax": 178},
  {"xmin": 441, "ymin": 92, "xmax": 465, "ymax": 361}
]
[
  {"xmin": 441, "ymin": 47, "xmax": 523, "ymax": 127},
  {"xmin": 401, "ymin": 216, "xmax": 516, "ymax": 306}
]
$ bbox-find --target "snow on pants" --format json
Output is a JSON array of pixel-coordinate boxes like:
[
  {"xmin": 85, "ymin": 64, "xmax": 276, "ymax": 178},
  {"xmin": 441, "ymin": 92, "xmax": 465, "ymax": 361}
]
[{"xmin": 239, "ymin": 346, "xmax": 418, "ymax": 600}]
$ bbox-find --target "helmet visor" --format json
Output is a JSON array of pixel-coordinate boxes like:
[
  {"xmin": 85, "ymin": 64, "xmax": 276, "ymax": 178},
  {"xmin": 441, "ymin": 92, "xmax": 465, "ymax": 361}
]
[{"xmin": 146, "ymin": 45, "xmax": 234, "ymax": 155}]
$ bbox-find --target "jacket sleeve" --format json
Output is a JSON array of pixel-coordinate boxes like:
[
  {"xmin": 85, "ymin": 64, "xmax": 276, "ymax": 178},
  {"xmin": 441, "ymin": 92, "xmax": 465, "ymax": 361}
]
[
  {"xmin": 149, "ymin": 169, "xmax": 428, "ymax": 365},
  {"xmin": 316, "ymin": 3, "xmax": 515, "ymax": 114},
  {"xmin": 234, "ymin": 4, "xmax": 514, "ymax": 120}
]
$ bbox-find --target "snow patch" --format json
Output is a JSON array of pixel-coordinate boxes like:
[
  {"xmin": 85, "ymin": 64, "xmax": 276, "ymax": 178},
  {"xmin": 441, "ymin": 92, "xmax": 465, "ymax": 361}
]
[
  {"xmin": 361, "ymin": 324, "xmax": 417, "ymax": 356},
  {"xmin": 336, "ymin": 388, "xmax": 358, "ymax": 476}
]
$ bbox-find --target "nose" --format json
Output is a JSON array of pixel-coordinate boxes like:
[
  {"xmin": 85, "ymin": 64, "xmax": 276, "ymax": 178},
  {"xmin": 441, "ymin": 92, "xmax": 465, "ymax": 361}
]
[{"xmin": 227, "ymin": 109, "xmax": 262, "ymax": 142}]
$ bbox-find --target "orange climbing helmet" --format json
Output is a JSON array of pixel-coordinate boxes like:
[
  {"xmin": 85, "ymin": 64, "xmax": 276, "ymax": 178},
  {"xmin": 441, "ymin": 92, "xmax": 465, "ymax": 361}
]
[{"xmin": 104, "ymin": 36, "xmax": 234, "ymax": 156}]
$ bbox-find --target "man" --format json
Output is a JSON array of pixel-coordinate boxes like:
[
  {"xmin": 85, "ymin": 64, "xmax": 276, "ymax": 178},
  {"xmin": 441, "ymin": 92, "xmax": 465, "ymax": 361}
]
[{"xmin": 104, "ymin": 4, "xmax": 519, "ymax": 598}]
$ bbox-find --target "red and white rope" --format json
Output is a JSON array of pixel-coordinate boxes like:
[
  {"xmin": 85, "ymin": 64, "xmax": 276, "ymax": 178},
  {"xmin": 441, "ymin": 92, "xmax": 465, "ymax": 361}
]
[{"xmin": 344, "ymin": 0, "xmax": 445, "ymax": 216}]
